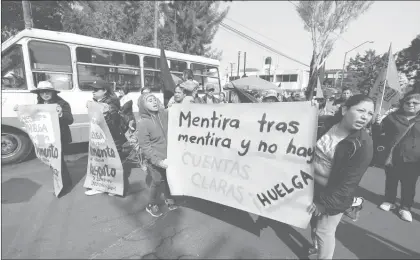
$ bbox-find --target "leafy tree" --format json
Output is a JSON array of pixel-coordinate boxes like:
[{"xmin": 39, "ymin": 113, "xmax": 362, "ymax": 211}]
[
  {"xmin": 345, "ymin": 49, "xmax": 387, "ymax": 94},
  {"xmin": 1, "ymin": 1, "xmax": 73, "ymax": 42},
  {"xmin": 2, "ymin": 0, "xmax": 228, "ymax": 59},
  {"xmin": 160, "ymin": 1, "xmax": 229, "ymax": 58},
  {"xmin": 294, "ymin": 1, "xmax": 373, "ymax": 99},
  {"xmin": 396, "ymin": 34, "xmax": 420, "ymax": 87}
]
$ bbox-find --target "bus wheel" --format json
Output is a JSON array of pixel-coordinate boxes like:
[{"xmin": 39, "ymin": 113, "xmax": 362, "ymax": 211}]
[{"xmin": 1, "ymin": 129, "xmax": 33, "ymax": 165}]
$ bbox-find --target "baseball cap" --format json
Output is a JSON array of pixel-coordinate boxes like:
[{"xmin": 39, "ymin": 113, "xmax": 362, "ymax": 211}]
[{"xmin": 89, "ymin": 80, "xmax": 111, "ymax": 90}]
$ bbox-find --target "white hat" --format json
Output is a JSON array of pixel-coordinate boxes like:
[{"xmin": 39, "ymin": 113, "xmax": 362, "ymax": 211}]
[{"xmin": 30, "ymin": 81, "xmax": 60, "ymax": 93}]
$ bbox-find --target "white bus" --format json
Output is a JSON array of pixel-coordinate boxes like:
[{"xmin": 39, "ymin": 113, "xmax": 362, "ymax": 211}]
[{"xmin": 1, "ymin": 28, "xmax": 221, "ymax": 164}]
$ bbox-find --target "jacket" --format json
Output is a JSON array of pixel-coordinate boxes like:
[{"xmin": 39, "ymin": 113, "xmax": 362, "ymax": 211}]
[
  {"xmin": 373, "ymin": 110, "xmax": 420, "ymax": 163},
  {"xmin": 120, "ymin": 99, "xmax": 136, "ymax": 132},
  {"xmin": 315, "ymin": 116, "xmax": 374, "ymax": 215},
  {"xmin": 137, "ymin": 94, "xmax": 168, "ymax": 167},
  {"xmin": 95, "ymin": 95, "xmax": 126, "ymax": 151},
  {"xmin": 202, "ymin": 94, "xmax": 220, "ymax": 104},
  {"xmin": 38, "ymin": 95, "xmax": 73, "ymax": 145}
]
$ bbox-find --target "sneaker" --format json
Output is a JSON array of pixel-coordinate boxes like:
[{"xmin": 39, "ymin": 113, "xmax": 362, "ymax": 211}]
[
  {"xmin": 146, "ymin": 204, "xmax": 163, "ymax": 217},
  {"xmin": 399, "ymin": 209, "xmax": 413, "ymax": 222},
  {"xmin": 344, "ymin": 206, "xmax": 361, "ymax": 222},
  {"xmin": 165, "ymin": 199, "xmax": 178, "ymax": 211},
  {"xmin": 85, "ymin": 189, "xmax": 104, "ymax": 196},
  {"xmin": 308, "ymin": 246, "xmax": 318, "ymax": 257},
  {"xmin": 379, "ymin": 202, "xmax": 396, "ymax": 211},
  {"xmin": 108, "ymin": 193, "xmax": 116, "ymax": 197},
  {"xmin": 352, "ymin": 197, "xmax": 364, "ymax": 207},
  {"xmin": 345, "ymin": 197, "xmax": 365, "ymax": 221}
]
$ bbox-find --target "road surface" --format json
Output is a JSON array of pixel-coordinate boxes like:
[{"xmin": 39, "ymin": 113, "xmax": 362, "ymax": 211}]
[{"xmin": 2, "ymin": 150, "xmax": 419, "ymax": 259}]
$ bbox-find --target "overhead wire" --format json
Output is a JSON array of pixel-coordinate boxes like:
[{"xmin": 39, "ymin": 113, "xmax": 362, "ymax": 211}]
[{"xmin": 219, "ymin": 22, "xmax": 309, "ymax": 67}]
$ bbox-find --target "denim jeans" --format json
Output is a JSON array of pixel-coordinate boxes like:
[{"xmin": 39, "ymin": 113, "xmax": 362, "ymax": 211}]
[
  {"xmin": 311, "ymin": 213, "xmax": 344, "ymax": 259},
  {"xmin": 148, "ymin": 165, "xmax": 172, "ymax": 205}
]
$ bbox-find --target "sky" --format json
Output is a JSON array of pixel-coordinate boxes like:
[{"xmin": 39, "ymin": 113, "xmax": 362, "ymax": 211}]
[{"xmin": 212, "ymin": 1, "xmax": 420, "ymax": 77}]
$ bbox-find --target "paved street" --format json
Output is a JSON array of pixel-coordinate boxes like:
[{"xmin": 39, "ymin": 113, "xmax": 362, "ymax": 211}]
[{"xmin": 1, "ymin": 148, "xmax": 420, "ymax": 259}]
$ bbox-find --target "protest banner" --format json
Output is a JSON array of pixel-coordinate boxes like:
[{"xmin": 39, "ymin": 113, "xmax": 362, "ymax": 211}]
[
  {"xmin": 167, "ymin": 102, "xmax": 318, "ymax": 229},
  {"xmin": 83, "ymin": 102, "xmax": 124, "ymax": 195},
  {"xmin": 16, "ymin": 104, "xmax": 63, "ymax": 196}
]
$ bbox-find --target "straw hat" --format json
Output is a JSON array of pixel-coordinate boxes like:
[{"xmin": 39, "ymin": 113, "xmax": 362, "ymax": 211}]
[{"xmin": 30, "ymin": 81, "xmax": 60, "ymax": 93}]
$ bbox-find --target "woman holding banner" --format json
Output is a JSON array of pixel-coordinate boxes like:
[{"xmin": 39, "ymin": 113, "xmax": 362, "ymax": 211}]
[
  {"xmin": 308, "ymin": 94, "xmax": 375, "ymax": 259},
  {"xmin": 137, "ymin": 93, "xmax": 177, "ymax": 217},
  {"xmin": 32, "ymin": 81, "xmax": 74, "ymax": 197},
  {"xmin": 373, "ymin": 90, "xmax": 420, "ymax": 223},
  {"xmin": 85, "ymin": 80, "xmax": 130, "ymax": 197}
]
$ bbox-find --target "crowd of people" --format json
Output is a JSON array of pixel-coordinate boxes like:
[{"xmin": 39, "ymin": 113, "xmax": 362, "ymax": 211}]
[{"xmin": 15, "ymin": 71, "xmax": 420, "ymax": 259}]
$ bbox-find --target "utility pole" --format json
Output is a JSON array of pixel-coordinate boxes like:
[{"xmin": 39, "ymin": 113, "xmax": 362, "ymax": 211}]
[
  {"xmin": 173, "ymin": 9, "xmax": 177, "ymax": 42},
  {"xmin": 243, "ymin": 52, "xmax": 247, "ymax": 77},
  {"xmin": 22, "ymin": 1, "xmax": 33, "ymax": 29},
  {"xmin": 230, "ymin": 62, "xmax": 235, "ymax": 79},
  {"xmin": 237, "ymin": 51, "xmax": 241, "ymax": 78},
  {"xmin": 154, "ymin": 1, "xmax": 158, "ymax": 48}
]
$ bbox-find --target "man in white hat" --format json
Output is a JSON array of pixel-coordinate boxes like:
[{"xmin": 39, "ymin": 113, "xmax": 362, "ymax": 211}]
[{"xmin": 262, "ymin": 89, "xmax": 280, "ymax": 103}]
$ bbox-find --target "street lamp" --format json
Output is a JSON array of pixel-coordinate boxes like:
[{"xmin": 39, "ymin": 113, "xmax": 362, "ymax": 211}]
[{"xmin": 340, "ymin": 40, "xmax": 374, "ymax": 88}]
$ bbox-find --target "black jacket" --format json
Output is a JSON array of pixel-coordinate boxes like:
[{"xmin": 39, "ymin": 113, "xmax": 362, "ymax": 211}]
[
  {"xmin": 95, "ymin": 95, "xmax": 127, "ymax": 151},
  {"xmin": 372, "ymin": 111, "xmax": 420, "ymax": 163},
  {"xmin": 120, "ymin": 100, "xmax": 136, "ymax": 132},
  {"xmin": 38, "ymin": 95, "xmax": 73, "ymax": 146},
  {"xmin": 315, "ymin": 116, "xmax": 374, "ymax": 215}
]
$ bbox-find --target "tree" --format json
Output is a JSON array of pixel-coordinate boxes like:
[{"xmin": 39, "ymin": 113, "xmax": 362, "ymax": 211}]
[
  {"xmin": 2, "ymin": 1, "xmax": 228, "ymax": 59},
  {"xmin": 396, "ymin": 34, "xmax": 420, "ymax": 87},
  {"xmin": 295, "ymin": 1, "xmax": 373, "ymax": 99},
  {"xmin": 1, "ymin": 1, "xmax": 74, "ymax": 42},
  {"xmin": 160, "ymin": 1, "xmax": 229, "ymax": 58},
  {"xmin": 345, "ymin": 49, "xmax": 387, "ymax": 94}
]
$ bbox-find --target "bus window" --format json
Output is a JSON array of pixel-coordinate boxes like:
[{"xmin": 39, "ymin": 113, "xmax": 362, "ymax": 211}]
[
  {"xmin": 77, "ymin": 64, "xmax": 141, "ymax": 91},
  {"xmin": 29, "ymin": 41, "xmax": 73, "ymax": 90},
  {"xmin": 143, "ymin": 56, "xmax": 163, "ymax": 92},
  {"xmin": 144, "ymin": 70, "xmax": 163, "ymax": 92},
  {"xmin": 169, "ymin": 60, "xmax": 187, "ymax": 73},
  {"xmin": 143, "ymin": 56, "xmax": 160, "ymax": 69},
  {"xmin": 76, "ymin": 47, "xmax": 141, "ymax": 91},
  {"xmin": 1, "ymin": 45, "xmax": 27, "ymax": 90},
  {"xmin": 76, "ymin": 47, "xmax": 140, "ymax": 67},
  {"xmin": 191, "ymin": 63, "xmax": 220, "ymax": 92},
  {"xmin": 29, "ymin": 41, "xmax": 72, "ymax": 72}
]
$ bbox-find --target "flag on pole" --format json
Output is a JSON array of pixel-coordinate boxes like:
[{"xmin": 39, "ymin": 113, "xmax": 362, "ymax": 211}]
[
  {"xmin": 369, "ymin": 44, "xmax": 401, "ymax": 115},
  {"xmin": 160, "ymin": 48, "xmax": 177, "ymax": 102}
]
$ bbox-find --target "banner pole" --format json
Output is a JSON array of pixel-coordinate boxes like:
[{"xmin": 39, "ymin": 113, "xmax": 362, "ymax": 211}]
[
  {"xmin": 378, "ymin": 43, "xmax": 392, "ymax": 115},
  {"xmin": 377, "ymin": 78, "xmax": 387, "ymax": 114}
]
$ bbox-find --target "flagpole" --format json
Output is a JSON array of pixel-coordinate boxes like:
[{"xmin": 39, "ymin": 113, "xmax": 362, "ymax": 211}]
[{"xmin": 377, "ymin": 43, "xmax": 392, "ymax": 114}]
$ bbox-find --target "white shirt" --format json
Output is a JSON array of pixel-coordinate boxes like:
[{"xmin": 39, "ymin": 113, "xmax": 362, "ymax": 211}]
[{"xmin": 313, "ymin": 124, "xmax": 346, "ymax": 187}]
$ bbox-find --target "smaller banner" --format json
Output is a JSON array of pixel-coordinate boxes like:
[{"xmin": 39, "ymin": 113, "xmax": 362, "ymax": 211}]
[
  {"xmin": 17, "ymin": 104, "xmax": 63, "ymax": 196},
  {"xmin": 83, "ymin": 102, "xmax": 124, "ymax": 195}
]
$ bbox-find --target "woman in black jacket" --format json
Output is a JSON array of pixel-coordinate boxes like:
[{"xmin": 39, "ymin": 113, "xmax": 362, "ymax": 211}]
[
  {"xmin": 85, "ymin": 80, "xmax": 129, "ymax": 197},
  {"xmin": 308, "ymin": 94, "xmax": 375, "ymax": 259},
  {"xmin": 117, "ymin": 84, "xmax": 136, "ymax": 133},
  {"xmin": 373, "ymin": 90, "xmax": 420, "ymax": 222},
  {"xmin": 31, "ymin": 81, "xmax": 74, "ymax": 197}
]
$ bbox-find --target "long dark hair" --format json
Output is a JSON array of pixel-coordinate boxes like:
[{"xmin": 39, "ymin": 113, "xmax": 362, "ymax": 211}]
[
  {"xmin": 36, "ymin": 91, "xmax": 59, "ymax": 104},
  {"xmin": 331, "ymin": 94, "xmax": 375, "ymax": 124}
]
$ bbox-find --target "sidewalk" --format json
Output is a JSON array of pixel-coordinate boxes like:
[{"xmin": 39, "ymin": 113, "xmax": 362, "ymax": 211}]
[{"xmin": 2, "ymin": 156, "xmax": 419, "ymax": 259}]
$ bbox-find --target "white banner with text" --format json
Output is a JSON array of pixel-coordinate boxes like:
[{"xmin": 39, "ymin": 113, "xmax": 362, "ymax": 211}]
[{"xmin": 167, "ymin": 102, "xmax": 318, "ymax": 229}]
